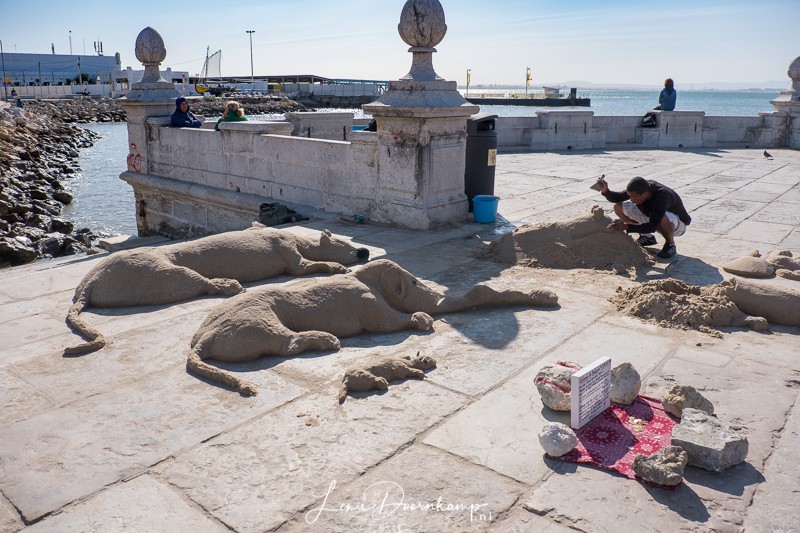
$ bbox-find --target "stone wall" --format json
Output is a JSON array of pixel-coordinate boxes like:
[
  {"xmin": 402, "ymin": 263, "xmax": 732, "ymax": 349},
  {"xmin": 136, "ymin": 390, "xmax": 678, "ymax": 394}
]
[
  {"xmin": 123, "ymin": 115, "xmax": 381, "ymax": 238},
  {"xmin": 496, "ymin": 110, "xmax": 798, "ymax": 150}
]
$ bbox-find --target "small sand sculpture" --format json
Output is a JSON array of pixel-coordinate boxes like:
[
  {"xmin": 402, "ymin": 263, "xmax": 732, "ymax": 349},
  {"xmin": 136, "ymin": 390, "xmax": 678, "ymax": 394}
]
[
  {"xmin": 613, "ymin": 277, "xmax": 800, "ymax": 335},
  {"xmin": 722, "ymin": 249, "xmax": 800, "ymax": 280},
  {"xmin": 765, "ymin": 250, "xmax": 800, "ymax": 281},
  {"xmin": 338, "ymin": 352, "xmax": 436, "ymax": 403},
  {"xmin": 187, "ymin": 259, "xmax": 559, "ymax": 396},
  {"xmin": 485, "ymin": 206, "xmax": 653, "ymax": 271},
  {"xmin": 65, "ymin": 226, "xmax": 369, "ymax": 355}
]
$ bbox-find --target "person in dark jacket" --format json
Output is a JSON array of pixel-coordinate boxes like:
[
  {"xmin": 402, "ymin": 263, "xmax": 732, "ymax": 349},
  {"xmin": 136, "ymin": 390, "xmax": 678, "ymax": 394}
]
[
  {"xmin": 654, "ymin": 78, "xmax": 676, "ymax": 111},
  {"xmin": 598, "ymin": 176, "xmax": 691, "ymax": 259},
  {"xmin": 171, "ymin": 97, "xmax": 202, "ymax": 128}
]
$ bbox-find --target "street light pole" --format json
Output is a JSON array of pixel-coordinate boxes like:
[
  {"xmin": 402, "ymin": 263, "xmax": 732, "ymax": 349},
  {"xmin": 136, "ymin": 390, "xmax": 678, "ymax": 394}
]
[
  {"xmin": 246, "ymin": 30, "xmax": 255, "ymax": 92},
  {"xmin": 0, "ymin": 40, "xmax": 7, "ymax": 101},
  {"xmin": 525, "ymin": 66, "xmax": 531, "ymax": 95},
  {"xmin": 466, "ymin": 68, "xmax": 471, "ymax": 97},
  {"xmin": 69, "ymin": 30, "xmax": 72, "ymax": 55}
]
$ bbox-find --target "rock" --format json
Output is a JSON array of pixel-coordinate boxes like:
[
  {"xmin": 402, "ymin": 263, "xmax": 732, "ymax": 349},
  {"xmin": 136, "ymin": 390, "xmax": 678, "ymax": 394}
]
[
  {"xmin": 53, "ymin": 190, "xmax": 73, "ymax": 204},
  {"xmin": 538, "ymin": 422, "xmax": 578, "ymax": 457},
  {"xmin": 0, "ymin": 236, "xmax": 37, "ymax": 265},
  {"xmin": 632, "ymin": 445, "xmax": 688, "ymax": 486},
  {"xmin": 610, "ymin": 362, "xmax": 641, "ymax": 405},
  {"xmin": 671, "ymin": 408, "xmax": 749, "ymax": 472},
  {"xmin": 534, "ymin": 361, "xmax": 581, "ymax": 411},
  {"xmin": 662, "ymin": 384, "xmax": 714, "ymax": 418}
]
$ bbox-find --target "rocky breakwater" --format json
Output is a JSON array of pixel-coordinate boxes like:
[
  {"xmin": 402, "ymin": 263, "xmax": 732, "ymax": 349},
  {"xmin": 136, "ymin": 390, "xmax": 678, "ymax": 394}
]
[
  {"xmin": 0, "ymin": 103, "xmax": 99, "ymax": 267},
  {"xmin": 25, "ymin": 98, "xmax": 127, "ymax": 123},
  {"xmin": 187, "ymin": 96, "xmax": 308, "ymax": 117}
]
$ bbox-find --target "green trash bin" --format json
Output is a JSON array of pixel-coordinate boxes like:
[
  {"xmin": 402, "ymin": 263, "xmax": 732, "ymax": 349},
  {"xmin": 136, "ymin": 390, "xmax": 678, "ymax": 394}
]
[{"xmin": 464, "ymin": 113, "xmax": 498, "ymax": 212}]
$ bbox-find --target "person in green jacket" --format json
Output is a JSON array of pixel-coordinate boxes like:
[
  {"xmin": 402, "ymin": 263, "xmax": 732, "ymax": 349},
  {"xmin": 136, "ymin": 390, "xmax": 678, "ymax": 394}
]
[{"xmin": 214, "ymin": 101, "xmax": 248, "ymax": 130}]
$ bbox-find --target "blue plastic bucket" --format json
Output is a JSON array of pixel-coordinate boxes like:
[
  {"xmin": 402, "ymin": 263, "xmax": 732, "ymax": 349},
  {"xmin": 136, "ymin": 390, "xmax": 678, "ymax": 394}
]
[{"xmin": 473, "ymin": 195, "xmax": 499, "ymax": 223}]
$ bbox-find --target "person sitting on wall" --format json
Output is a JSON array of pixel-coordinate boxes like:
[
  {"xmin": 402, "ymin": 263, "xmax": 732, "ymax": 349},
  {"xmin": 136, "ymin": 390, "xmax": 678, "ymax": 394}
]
[
  {"xmin": 214, "ymin": 100, "xmax": 248, "ymax": 131},
  {"xmin": 654, "ymin": 78, "xmax": 676, "ymax": 111},
  {"xmin": 10, "ymin": 88, "xmax": 17, "ymax": 97},
  {"xmin": 171, "ymin": 96, "xmax": 202, "ymax": 128},
  {"xmin": 597, "ymin": 175, "xmax": 691, "ymax": 260}
]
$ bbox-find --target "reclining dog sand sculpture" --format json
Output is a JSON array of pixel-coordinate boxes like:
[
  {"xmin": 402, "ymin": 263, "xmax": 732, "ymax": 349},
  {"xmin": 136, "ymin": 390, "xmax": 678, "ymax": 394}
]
[
  {"xmin": 187, "ymin": 259, "xmax": 559, "ymax": 396},
  {"xmin": 338, "ymin": 352, "xmax": 437, "ymax": 404},
  {"xmin": 65, "ymin": 226, "xmax": 369, "ymax": 355}
]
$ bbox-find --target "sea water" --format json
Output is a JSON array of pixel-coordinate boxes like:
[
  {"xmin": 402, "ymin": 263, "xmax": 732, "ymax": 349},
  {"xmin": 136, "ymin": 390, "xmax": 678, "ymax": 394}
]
[{"xmin": 70, "ymin": 89, "xmax": 782, "ymax": 236}]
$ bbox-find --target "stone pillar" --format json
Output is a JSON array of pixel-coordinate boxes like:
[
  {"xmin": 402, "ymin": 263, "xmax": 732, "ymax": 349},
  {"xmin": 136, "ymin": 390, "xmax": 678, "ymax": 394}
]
[
  {"xmin": 119, "ymin": 27, "xmax": 179, "ymax": 177},
  {"xmin": 769, "ymin": 56, "xmax": 800, "ymax": 148},
  {"xmin": 362, "ymin": 0, "xmax": 478, "ymax": 229},
  {"xmin": 118, "ymin": 27, "xmax": 180, "ymax": 234}
]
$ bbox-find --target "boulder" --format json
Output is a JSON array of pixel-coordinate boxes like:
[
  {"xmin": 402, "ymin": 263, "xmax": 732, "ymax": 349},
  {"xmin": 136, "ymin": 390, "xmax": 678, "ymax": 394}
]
[
  {"xmin": 662, "ymin": 384, "xmax": 714, "ymax": 418},
  {"xmin": 0, "ymin": 236, "xmax": 37, "ymax": 265},
  {"xmin": 632, "ymin": 445, "xmax": 688, "ymax": 486},
  {"xmin": 610, "ymin": 362, "xmax": 641, "ymax": 405},
  {"xmin": 671, "ymin": 408, "xmax": 749, "ymax": 472},
  {"xmin": 538, "ymin": 422, "xmax": 578, "ymax": 457},
  {"xmin": 534, "ymin": 361, "xmax": 581, "ymax": 411}
]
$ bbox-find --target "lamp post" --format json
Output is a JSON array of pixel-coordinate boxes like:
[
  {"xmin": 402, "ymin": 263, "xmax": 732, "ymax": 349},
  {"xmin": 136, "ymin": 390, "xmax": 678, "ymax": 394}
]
[
  {"xmin": 525, "ymin": 66, "xmax": 531, "ymax": 95},
  {"xmin": 0, "ymin": 39, "xmax": 7, "ymax": 101},
  {"xmin": 466, "ymin": 68, "xmax": 471, "ymax": 97},
  {"xmin": 69, "ymin": 30, "xmax": 72, "ymax": 55},
  {"xmin": 246, "ymin": 30, "xmax": 255, "ymax": 92}
]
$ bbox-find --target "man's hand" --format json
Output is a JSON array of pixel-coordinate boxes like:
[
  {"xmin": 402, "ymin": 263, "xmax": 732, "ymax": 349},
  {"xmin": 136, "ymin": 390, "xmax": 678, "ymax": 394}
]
[{"xmin": 607, "ymin": 219, "xmax": 628, "ymax": 232}]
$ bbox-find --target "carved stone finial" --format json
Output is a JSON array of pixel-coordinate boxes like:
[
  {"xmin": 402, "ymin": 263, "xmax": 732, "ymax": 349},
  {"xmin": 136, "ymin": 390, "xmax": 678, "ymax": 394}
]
[
  {"xmin": 135, "ymin": 27, "xmax": 168, "ymax": 84},
  {"xmin": 398, "ymin": 0, "xmax": 447, "ymax": 48},
  {"xmin": 398, "ymin": 0, "xmax": 447, "ymax": 81},
  {"xmin": 788, "ymin": 56, "xmax": 800, "ymax": 97}
]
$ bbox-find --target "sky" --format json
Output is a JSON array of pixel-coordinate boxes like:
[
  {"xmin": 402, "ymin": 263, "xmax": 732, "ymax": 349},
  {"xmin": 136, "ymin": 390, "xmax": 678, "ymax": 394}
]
[{"xmin": 1, "ymin": 0, "xmax": 798, "ymax": 89}]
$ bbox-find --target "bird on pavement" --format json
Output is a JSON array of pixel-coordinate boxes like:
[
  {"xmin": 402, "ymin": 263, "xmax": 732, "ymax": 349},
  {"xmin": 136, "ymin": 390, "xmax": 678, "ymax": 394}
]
[{"xmin": 764, "ymin": 150, "xmax": 773, "ymax": 159}]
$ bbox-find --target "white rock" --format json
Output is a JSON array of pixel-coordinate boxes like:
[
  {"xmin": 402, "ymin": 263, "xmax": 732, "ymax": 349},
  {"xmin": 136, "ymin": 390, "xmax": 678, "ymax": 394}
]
[
  {"xmin": 662, "ymin": 384, "xmax": 714, "ymax": 418},
  {"xmin": 538, "ymin": 422, "xmax": 578, "ymax": 457},
  {"xmin": 534, "ymin": 361, "xmax": 581, "ymax": 411},
  {"xmin": 610, "ymin": 362, "xmax": 641, "ymax": 405},
  {"xmin": 671, "ymin": 408, "xmax": 749, "ymax": 472}
]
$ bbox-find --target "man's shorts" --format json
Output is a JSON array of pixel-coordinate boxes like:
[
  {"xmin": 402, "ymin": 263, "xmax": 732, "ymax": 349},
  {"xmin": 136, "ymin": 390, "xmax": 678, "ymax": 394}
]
[{"xmin": 622, "ymin": 201, "xmax": 686, "ymax": 237}]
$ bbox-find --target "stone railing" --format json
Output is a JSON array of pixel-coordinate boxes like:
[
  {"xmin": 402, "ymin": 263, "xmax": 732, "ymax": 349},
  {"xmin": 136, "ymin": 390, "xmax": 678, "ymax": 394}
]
[
  {"xmin": 121, "ymin": 113, "xmax": 380, "ymax": 238},
  {"xmin": 496, "ymin": 110, "xmax": 799, "ymax": 150}
]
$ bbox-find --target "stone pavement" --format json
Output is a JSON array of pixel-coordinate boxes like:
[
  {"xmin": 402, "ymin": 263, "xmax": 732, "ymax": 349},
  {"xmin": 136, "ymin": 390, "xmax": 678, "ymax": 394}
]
[{"xmin": 1, "ymin": 147, "xmax": 799, "ymax": 533}]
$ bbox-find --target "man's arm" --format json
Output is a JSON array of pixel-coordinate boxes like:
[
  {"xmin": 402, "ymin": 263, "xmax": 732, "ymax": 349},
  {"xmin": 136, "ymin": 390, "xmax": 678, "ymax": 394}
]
[{"xmin": 598, "ymin": 179, "xmax": 630, "ymax": 204}]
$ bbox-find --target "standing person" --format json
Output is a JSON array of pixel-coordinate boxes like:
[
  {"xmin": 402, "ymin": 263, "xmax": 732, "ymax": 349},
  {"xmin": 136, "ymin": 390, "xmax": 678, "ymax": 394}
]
[
  {"xmin": 214, "ymin": 101, "xmax": 248, "ymax": 131},
  {"xmin": 654, "ymin": 78, "xmax": 676, "ymax": 111},
  {"xmin": 171, "ymin": 97, "xmax": 202, "ymax": 128},
  {"xmin": 597, "ymin": 176, "xmax": 691, "ymax": 259}
]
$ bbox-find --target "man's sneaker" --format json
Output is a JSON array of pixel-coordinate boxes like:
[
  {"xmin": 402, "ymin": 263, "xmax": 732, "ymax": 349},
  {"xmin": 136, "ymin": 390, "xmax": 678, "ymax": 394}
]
[
  {"xmin": 657, "ymin": 243, "xmax": 677, "ymax": 259},
  {"xmin": 636, "ymin": 234, "xmax": 657, "ymax": 247}
]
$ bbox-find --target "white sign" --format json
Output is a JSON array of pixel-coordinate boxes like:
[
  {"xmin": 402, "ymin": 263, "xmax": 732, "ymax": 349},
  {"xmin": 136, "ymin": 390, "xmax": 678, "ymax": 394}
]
[{"xmin": 570, "ymin": 356, "xmax": 611, "ymax": 429}]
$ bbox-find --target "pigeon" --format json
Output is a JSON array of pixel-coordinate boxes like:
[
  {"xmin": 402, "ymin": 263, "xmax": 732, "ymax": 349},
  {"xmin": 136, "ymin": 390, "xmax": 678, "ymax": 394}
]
[{"xmin": 764, "ymin": 150, "xmax": 773, "ymax": 159}]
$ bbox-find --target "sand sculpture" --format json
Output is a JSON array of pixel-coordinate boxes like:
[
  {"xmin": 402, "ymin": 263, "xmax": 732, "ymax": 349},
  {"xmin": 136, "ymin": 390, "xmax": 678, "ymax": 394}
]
[
  {"xmin": 187, "ymin": 259, "xmax": 559, "ymax": 396},
  {"xmin": 613, "ymin": 278, "xmax": 800, "ymax": 335},
  {"xmin": 338, "ymin": 352, "xmax": 436, "ymax": 403},
  {"xmin": 65, "ymin": 226, "xmax": 370, "ymax": 355},
  {"xmin": 721, "ymin": 249, "xmax": 800, "ymax": 280},
  {"xmin": 486, "ymin": 206, "xmax": 653, "ymax": 271}
]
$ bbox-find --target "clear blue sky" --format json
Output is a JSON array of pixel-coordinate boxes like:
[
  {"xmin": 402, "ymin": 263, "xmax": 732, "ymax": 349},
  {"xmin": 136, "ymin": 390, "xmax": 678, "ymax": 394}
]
[{"xmin": 1, "ymin": 0, "xmax": 797, "ymax": 88}]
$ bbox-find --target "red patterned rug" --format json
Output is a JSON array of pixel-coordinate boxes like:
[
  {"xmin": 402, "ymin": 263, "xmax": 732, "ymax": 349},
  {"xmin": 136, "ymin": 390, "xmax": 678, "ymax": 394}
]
[{"xmin": 550, "ymin": 396, "xmax": 679, "ymax": 482}]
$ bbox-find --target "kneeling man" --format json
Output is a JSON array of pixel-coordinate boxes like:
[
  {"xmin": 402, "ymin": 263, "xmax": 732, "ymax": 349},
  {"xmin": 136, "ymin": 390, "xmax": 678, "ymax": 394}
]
[{"xmin": 598, "ymin": 176, "xmax": 691, "ymax": 259}]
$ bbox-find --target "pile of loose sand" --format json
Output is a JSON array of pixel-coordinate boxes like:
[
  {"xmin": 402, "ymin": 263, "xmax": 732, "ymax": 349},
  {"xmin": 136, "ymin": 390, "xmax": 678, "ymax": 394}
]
[
  {"xmin": 485, "ymin": 206, "xmax": 653, "ymax": 271},
  {"xmin": 611, "ymin": 279, "xmax": 768, "ymax": 337}
]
